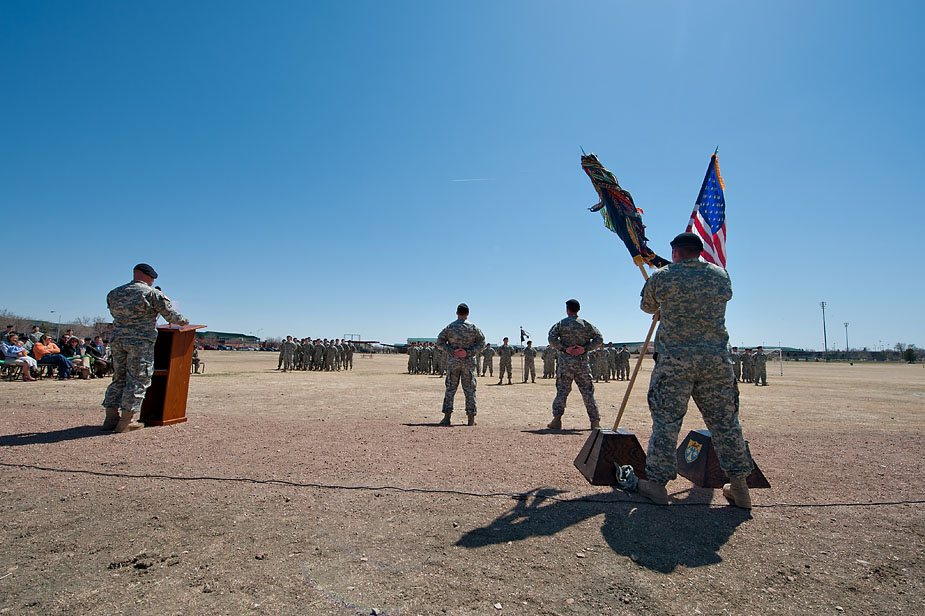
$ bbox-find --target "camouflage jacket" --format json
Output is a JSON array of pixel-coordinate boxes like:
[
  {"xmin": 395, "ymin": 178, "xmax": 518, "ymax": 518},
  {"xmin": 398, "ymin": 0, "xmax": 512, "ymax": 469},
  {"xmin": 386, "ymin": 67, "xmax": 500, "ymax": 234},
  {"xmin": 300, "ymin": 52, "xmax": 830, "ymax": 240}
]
[
  {"xmin": 523, "ymin": 346, "xmax": 537, "ymax": 360},
  {"xmin": 640, "ymin": 258, "xmax": 731, "ymax": 357},
  {"xmin": 497, "ymin": 345, "xmax": 516, "ymax": 362},
  {"xmin": 107, "ymin": 280, "xmax": 188, "ymax": 343},
  {"xmin": 547, "ymin": 315, "xmax": 603, "ymax": 359},
  {"xmin": 437, "ymin": 318, "xmax": 485, "ymax": 361}
]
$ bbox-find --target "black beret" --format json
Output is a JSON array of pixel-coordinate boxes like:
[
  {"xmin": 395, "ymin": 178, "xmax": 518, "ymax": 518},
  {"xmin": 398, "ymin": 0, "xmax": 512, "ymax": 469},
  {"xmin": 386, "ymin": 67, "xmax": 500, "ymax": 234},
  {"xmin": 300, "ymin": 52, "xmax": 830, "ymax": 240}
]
[
  {"xmin": 670, "ymin": 232, "xmax": 704, "ymax": 252},
  {"xmin": 456, "ymin": 303, "xmax": 469, "ymax": 314},
  {"xmin": 134, "ymin": 263, "xmax": 158, "ymax": 279},
  {"xmin": 566, "ymin": 299, "xmax": 580, "ymax": 311}
]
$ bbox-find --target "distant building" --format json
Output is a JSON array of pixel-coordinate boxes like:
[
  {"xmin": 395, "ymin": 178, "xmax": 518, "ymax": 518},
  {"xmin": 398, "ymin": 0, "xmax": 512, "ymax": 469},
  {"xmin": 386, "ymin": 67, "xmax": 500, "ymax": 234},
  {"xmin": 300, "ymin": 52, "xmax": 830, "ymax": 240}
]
[{"xmin": 195, "ymin": 331, "xmax": 260, "ymax": 349}]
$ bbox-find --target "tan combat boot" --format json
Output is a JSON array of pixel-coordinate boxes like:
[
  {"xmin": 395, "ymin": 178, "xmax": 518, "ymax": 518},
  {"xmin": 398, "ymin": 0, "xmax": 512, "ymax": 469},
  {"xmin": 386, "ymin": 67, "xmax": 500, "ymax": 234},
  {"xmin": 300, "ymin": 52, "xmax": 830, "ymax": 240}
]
[
  {"xmin": 722, "ymin": 477, "xmax": 752, "ymax": 509},
  {"xmin": 438, "ymin": 412, "xmax": 452, "ymax": 426},
  {"xmin": 114, "ymin": 411, "xmax": 144, "ymax": 433},
  {"xmin": 547, "ymin": 416, "xmax": 562, "ymax": 430},
  {"xmin": 636, "ymin": 479, "xmax": 669, "ymax": 505},
  {"xmin": 101, "ymin": 407, "xmax": 120, "ymax": 431},
  {"xmin": 466, "ymin": 413, "xmax": 476, "ymax": 426}
]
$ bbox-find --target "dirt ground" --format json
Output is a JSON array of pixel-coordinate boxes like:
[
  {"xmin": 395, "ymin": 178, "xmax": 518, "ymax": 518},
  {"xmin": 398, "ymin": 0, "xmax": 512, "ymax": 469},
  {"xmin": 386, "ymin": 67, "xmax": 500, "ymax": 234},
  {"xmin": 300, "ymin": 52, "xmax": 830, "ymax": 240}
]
[{"xmin": 1, "ymin": 352, "xmax": 923, "ymax": 615}]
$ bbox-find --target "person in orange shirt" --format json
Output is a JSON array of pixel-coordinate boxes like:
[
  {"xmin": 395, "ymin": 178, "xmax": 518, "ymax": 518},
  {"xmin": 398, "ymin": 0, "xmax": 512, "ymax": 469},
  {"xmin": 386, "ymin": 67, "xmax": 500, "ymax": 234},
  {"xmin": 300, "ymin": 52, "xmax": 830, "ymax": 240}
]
[{"xmin": 33, "ymin": 334, "xmax": 73, "ymax": 379}]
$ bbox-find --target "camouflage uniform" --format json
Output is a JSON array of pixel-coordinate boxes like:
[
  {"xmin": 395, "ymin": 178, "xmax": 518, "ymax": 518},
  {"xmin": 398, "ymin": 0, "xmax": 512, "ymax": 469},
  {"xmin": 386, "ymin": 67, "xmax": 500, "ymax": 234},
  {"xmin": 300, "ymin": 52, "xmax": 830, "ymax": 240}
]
[
  {"xmin": 522, "ymin": 344, "xmax": 537, "ymax": 382},
  {"xmin": 618, "ymin": 347, "xmax": 631, "ymax": 380},
  {"xmin": 437, "ymin": 318, "xmax": 485, "ymax": 416},
  {"xmin": 731, "ymin": 350, "xmax": 742, "ymax": 381},
  {"xmin": 742, "ymin": 351, "xmax": 753, "ymax": 383},
  {"xmin": 102, "ymin": 280, "xmax": 188, "ymax": 414},
  {"xmin": 607, "ymin": 345, "xmax": 617, "ymax": 380},
  {"xmin": 345, "ymin": 343, "xmax": 354, "ymax": 370},
  {"xmin": 497, "ymin": 344, "xmax": 515, "ymax": 383},
  {"xmin": 548, "ymin": 316, "xmax": 602, "ymax": 422},
  {"xmin": 407, "ymin": 344, "xmax": 417, "ymax": 374},
  {"xmin": 312, "ymin": 341, "xmax": 324, "ymax": 370},
  {"xmin": 752, "ymin": 350, "xmax": 768, "ymax": 386},
  {"xmin": 640, "ymin": 258, "xmax": 754, "ymax": 485},
  {"xmin": 324, "ymin": 342, "xmax": 335, "ymax": 371},
  {"xmin": 542, "ymin": 345, "xmax": 556, "ymax": 378},
  {"xmin": 481, "ymin": 345, "xmax": 494, "ymax": 376}
]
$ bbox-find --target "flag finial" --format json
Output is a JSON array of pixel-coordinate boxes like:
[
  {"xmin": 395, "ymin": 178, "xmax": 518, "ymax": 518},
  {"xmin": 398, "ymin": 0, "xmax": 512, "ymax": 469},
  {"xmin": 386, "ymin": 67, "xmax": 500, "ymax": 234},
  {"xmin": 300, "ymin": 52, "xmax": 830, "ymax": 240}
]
[
  {"xmin": 580, "ymin": 146, "xmax": 586, "ymax": 155},
  {"xmin": 714, "ymin": 145, "xmax": 719, "ymax": 155}
]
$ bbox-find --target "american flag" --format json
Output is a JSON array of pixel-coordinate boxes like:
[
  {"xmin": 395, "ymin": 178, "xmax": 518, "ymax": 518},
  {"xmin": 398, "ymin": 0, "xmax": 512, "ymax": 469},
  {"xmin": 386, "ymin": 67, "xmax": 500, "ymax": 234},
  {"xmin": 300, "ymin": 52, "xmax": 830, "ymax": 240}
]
[{"xmin": 686, "ymin": 153, "xmax": 727, "ymax": 268}]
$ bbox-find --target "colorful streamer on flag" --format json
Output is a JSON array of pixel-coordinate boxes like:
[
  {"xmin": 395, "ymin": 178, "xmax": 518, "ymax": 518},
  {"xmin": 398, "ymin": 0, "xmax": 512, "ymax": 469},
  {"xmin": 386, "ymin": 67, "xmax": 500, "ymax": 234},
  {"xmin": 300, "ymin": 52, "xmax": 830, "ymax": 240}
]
[
  {"xmin": 581, "ymin": 153, "xmax": 670, "ymax": 269},
  {"xmin": 686, "ymin": 153, "xmax": 727, "ymax": 268}
]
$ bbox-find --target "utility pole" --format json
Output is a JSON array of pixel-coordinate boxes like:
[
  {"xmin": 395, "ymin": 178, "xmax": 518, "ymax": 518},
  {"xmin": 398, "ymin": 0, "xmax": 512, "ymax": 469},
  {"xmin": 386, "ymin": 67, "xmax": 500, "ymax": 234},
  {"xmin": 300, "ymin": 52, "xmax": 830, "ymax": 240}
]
[
  {"xmin": 843, "ymin": 322, "xmax": 849, "ymax": 360},
  {"xmin": 820, "ymin": 301, "xmax": 828, "ymax": 362}
]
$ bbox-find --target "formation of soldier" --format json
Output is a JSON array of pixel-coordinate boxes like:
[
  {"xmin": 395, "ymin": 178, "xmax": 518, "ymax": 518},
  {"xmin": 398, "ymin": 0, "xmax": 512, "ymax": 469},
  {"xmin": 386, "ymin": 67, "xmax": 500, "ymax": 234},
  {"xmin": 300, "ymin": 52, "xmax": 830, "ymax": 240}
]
[
  {"xmin": 276, "ymin": 336, "xmax": 355, "ymax": 372},
  {"xmin": 730, "ymin": 346, "xmax": 768, "ymax": 385},
  {"xmin": 405, "ymin": 341, "xmax": 448, "ymax": 376}
]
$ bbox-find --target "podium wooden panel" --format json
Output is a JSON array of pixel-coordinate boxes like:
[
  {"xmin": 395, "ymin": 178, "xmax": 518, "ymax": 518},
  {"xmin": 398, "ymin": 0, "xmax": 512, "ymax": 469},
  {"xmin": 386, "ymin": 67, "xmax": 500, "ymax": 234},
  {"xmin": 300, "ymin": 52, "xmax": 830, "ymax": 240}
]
[
  {"xmin": 140, "ymin": 324, "xmax": 206, "ymax": 426},
  {"xmin": 676, "ymin": 430, "xmax": 770, "ymax": 488},
  {"xmin": 574, "ymin": 428, "xmax": 648, "ymax": 485}
]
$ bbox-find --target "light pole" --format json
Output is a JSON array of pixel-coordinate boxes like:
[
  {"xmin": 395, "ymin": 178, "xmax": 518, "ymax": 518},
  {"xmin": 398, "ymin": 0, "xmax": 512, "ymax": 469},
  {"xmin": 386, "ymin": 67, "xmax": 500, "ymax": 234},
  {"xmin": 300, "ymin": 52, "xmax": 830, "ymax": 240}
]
[
  {"xmin": 50, "ymin": 310, "xmax": 61, "ymax": 341},
  {"xmin": 819, "ymin": 301, "xmax": 828, "ymax": 362},
  {"xmin": 843, "ymin": 322, "xmax": 849, "ymax": 360}
]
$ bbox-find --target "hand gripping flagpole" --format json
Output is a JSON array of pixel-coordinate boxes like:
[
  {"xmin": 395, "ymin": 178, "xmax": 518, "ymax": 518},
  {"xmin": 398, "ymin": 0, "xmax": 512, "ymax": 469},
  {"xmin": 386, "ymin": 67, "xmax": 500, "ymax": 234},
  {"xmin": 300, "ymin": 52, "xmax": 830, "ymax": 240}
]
[{"xmin": 611, "ymin": 260, "xmax": 659, "ymax": 431}]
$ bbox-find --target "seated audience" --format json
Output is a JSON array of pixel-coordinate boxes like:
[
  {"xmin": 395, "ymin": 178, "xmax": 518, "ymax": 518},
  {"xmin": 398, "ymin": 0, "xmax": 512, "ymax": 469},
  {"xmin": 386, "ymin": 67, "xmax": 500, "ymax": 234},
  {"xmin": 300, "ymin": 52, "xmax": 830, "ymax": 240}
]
[
  {"xmin": 33, "ymin": 334, "xmax": 72, "ymax": 379},
  {"xmin": 84, "ymin": 335, "xmax": 111, "ymax": 377},
  {"xmin": 61, "ymin": 336, "xmax": 92, "ymax": 379},
  {"xmin": 1, "ymin": 334, "xmax": 38, "ymax": 381}
]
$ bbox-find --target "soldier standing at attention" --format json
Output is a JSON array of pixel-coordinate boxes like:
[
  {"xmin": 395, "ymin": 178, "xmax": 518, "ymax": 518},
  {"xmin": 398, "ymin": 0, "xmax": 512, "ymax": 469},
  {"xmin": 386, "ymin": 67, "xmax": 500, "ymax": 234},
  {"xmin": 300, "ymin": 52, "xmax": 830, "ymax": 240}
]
[
  {"xmin": 101, "ymin": 264, "xmax": 189, "ymax": 433},
  {"xmin": 635, "ymin": 233, "xmax": 754, "ymax": 509},
  {"xmin": 742, "ymin": 348, "xmax": 754, "ymax": 383},
  {"xmin": 522, "ymin": 340, "xmax": 537, "ymax": 383},
  {"xmin": 731, "ymin": 346, "xmax": 742, "ymax": 382},
  {"xmin": 542, "ymin": 345, "xmax": 556, "ymax": 378},
  {"xmin": 546, "ymin": 299, "xmax": 602, "ymax": 430},
  {"xmin": 481, "ymin": 343, "xmax": 494, "ymax": 377},
  {"xmin": 437, "ymin": 303, "xmax": 485, "ymax": 426},
  {"xmin": 618, "ymin": 344, "xmax": 631, "ymax": 380},
  {"xmin": 407, "ymin": 342, "xmax": 417, "ymax": 374},
  {"xmin": 753, "ymin": 346, "xmax": 768, "ymax": 386},
  {"xmin": 497, "ymin": 337, "xmax": 515, "ymax": 385},
  {"xmin": 607, "ymin": 343, "xmax": 617, "ymax": 381}
]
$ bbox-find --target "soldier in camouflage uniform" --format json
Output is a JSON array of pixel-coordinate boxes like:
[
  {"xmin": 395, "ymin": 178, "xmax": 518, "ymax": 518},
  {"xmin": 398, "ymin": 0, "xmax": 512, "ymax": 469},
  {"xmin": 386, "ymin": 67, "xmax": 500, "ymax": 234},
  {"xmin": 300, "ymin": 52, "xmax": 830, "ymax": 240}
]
[
  {"xmin": 752, "ymin": 346, "xmax": 768, "ymax": 386},
  {"xmin": 312, "ymin": 339, "xmax": 324, "ymax": 370},
  {"xmin": 730, "ymin": 346, "xmax": 742, "ymax": 382},
  {"xmin": 345, "ymin": 341, "xmax": 354, "ymax": 370},
  {"xmin": 546, "ymin": 299, "xmax": 602, "ymax": 430},
  {"xmin": 541, "ymin": 345, "xmax": 556, "ymax": 378},
  {"xmin": 407, "ymin": 342, "xmax": 417, "ymax": 374},
  {"xmin": 473, "ymin": 345, "xmax": 482, "ymax": 377},
  {"xmin": 607, "ymin": 343, "xmax": 617, "ymax": 380},
  {"xmin": 522, "ymin": 340, "xmax": 537, "ymax": 383},
  {"xmin": 437, "ymin": 303, "xmax": 485, "ymax": 426},
  {"xmin": 481, "ymin": 343, "xmax": 494, "ymax": 376},
  {"xmin": 635, "ymin": 233, "xmax": 754, "ymax": 509},
  {"xmin": 497, "ymin": 337, "xmax": 515, "ymax": 385},
  {"xmin": 101, "ymin": 264, "xmax": 188, "ymax": 433},
  {"xmin": 618, "ymin": 345, "xmax": 631, "ymax": 380},
  {"xmin": 742, "ymin": 348, "xmax": 753, "ymax": 383}
]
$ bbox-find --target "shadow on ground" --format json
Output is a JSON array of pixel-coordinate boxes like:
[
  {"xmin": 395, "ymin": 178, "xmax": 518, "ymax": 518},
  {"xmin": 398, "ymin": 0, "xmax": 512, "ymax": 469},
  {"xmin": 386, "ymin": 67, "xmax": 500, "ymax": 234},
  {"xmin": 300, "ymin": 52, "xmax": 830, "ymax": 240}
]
[
  {"xmin": 457, "ymin": 486, "xmax": 750, "ymax": 573},
  {"xmin": 0, "ymin": 425, "xmax": 110, "ymax": 447}
]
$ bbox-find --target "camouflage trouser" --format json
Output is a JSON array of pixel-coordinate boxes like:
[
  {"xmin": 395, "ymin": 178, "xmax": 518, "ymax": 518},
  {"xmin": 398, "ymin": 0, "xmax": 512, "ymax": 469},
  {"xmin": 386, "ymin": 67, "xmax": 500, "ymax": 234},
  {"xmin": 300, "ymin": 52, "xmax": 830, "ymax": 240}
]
[
  {"xmin": 474, "ymin": 355, "xmax": 481, "ymax": 375},
  {"xmin": 754, "ymin": 364, "xmax": 767, "ymax": 386},
  {"xmin": 407, "ymin": 355, "xmax": 415, "ymax": 373},
  {"xmin": 482, "ymin": 356, "xmax": 493, "ymax": 376},
  {"xmin": 278, "ymin": 349, "xmax": 284, "ymax": 369},
  {"xmin": 543, "ymin": 358, "xmax": 554, "ymax": 378},
  {"xmin": 608, "ymin": 360, "xmax": 616, "ymax": 380},
  {"xmin": 552, "ymin": 356, "xmax": 600, "ymax": 421},
  {"xmin": 645, "ymin": 353, "xmax": 753, "ymax": 485},
  {"xmin": 733, "ymin": 363, "xmax": 741, "ymax": 381},
  {"xmin": 523, "ymin": 359, "xmax": 535, "ymax": 382},
  {"xmin": 283, "ymin": 352, "xmax": 294, "ymax": 371},
  {"xmin": 102, "ymin": 338, "xmax": 155, "ymax": 414},
  {"xmin": 499, "ymin": 357, "xmax": 512, "ymax": 380},
  {"xmin": 443, "ymin": 358, "xmax": 477, "ymax": 414}
]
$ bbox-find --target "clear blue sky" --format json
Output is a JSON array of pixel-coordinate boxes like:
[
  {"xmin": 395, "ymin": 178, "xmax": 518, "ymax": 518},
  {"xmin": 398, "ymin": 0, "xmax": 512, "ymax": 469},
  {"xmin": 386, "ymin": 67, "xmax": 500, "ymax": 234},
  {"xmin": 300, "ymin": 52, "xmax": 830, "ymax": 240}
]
[{"xmin": 2, "ymin": 1, "xmax": 922, "ymax": 350}]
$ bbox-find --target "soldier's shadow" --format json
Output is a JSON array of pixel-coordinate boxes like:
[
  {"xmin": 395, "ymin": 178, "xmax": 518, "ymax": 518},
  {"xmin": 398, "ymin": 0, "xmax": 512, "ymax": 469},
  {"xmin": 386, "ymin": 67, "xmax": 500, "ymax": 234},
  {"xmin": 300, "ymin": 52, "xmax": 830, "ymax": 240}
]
[
  {"xmin": 456, "ymin": 487, "xmax": 750, "ymax": 573},
  {"xmin": 0, "ymin": 425, "xmax": 110, "ymax": 447}
]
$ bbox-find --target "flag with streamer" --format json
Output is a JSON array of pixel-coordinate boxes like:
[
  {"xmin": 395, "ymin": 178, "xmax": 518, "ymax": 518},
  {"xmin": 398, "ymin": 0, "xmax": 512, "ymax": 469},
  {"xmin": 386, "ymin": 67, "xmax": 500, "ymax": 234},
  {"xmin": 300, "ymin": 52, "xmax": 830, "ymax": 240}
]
[
  {"xmin": 520, "ymin": 327, "xmax": 530, "ymax": 343},
  {"xmin": 581, "ymin": 153, "xmax": 670, "ymax": 269},
  {"xmin": 686, "ymin": 153, "xmax": 727, "ymax": 268}
]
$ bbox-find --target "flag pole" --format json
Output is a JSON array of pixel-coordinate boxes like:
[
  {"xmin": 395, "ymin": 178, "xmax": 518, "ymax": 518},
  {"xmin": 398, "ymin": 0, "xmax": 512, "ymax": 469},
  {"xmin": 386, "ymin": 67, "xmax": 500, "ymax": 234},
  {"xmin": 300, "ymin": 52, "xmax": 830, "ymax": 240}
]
[
  {"xmin": 520, "ymin": 327, "xmax": 524, "ymax": 380},
  {"xmin": 612, "ymin": 262, "xmax": 658, "ymax": 431}
]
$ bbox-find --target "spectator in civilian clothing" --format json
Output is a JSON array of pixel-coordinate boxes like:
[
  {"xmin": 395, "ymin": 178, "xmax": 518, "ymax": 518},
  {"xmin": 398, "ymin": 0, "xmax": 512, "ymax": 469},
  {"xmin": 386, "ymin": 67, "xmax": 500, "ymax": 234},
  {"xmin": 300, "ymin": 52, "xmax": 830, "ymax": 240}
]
[
  {"xmin": 33, "ymin": 334, "xmax": 72, "ymax": 379},
  {"xmin": 1, "ymin": 334, "xmax": 38, "ymax": 381},
  {"xmin": 85, "ymin": 336, "xmax": 111, "ymax": 377},
  {"xmin": 62, "ymin": 336, "xmax": 92, "ymax": 379}
]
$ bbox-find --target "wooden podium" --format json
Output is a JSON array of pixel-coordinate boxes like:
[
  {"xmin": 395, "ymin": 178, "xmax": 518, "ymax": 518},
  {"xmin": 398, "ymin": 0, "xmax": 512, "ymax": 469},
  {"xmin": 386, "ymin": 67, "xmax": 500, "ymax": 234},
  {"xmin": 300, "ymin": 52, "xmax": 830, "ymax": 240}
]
[{"xmin": 140, "ymin": 324, "xmax": 206, "ymax": 426}]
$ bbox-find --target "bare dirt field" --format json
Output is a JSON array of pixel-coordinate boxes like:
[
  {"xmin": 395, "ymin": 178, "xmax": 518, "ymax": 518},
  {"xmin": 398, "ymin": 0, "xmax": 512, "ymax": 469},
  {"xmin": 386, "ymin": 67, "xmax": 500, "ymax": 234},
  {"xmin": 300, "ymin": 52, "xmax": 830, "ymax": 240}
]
[{"xmin": 1, "ymin": 353, "xmax": 923, "ymax": 616}]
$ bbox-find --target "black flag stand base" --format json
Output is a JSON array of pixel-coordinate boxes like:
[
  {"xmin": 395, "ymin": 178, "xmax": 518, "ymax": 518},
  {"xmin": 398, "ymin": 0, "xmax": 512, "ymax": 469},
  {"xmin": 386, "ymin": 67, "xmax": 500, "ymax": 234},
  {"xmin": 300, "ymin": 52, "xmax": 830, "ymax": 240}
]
[
  {"xmin": 574, "ymin": 428, "xmax": 647, "ymax": 485},
  {"xmin": 676, "ymin": 430, "xmax": 770, "ymax": 489}
]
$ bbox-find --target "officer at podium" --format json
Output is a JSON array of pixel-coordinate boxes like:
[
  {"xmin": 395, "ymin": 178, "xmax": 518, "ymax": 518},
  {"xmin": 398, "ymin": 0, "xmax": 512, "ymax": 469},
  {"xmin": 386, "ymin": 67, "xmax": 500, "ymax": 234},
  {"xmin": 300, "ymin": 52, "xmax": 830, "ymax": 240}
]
[{"xmin": 101, "ymin": 263, "xmax": 188, "ymax": 433}]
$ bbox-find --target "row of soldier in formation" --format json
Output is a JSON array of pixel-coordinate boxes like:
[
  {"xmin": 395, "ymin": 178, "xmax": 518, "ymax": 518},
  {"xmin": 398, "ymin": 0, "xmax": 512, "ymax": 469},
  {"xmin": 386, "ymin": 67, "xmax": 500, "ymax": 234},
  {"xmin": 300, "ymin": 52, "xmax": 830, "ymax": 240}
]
[
  {"xmin": 276, "ymin": 336, "xmax": 356, "ymax": 372},
  {"xmin": 731, "ymin": 346, "xmax": 770, "ymax": 386},
  {"xmin": 406, "ymin": 340, "xmax": 635, "ymax": 383}
]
